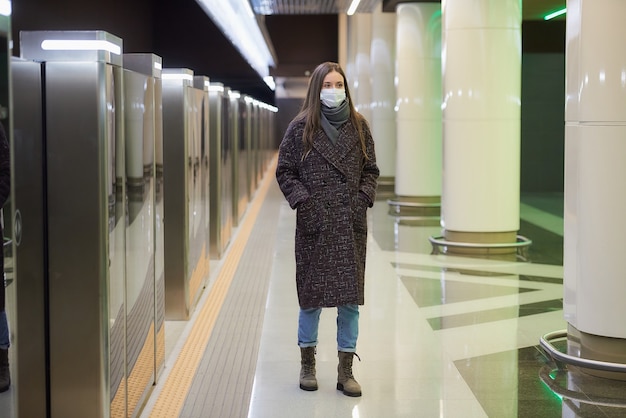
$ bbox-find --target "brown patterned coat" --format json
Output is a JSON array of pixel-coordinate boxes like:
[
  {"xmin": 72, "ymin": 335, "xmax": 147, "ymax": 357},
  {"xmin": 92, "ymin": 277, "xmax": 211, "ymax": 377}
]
[{"xmin": 276, "ymin": 118, "xmax": 379, "ymax": 308}]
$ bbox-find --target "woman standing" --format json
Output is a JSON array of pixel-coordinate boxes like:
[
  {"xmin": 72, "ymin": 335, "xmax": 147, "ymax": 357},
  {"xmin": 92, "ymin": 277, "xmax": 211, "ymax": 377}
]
[{"xmin": 276, "ymin": 61, "xmax": 379, "ymax": 397}]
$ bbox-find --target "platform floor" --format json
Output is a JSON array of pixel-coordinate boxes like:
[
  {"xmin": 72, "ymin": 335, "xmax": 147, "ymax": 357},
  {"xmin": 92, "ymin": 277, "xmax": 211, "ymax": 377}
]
[
  {"xmin": 138, "ymin": 160, "xmax": 625, "ymax": 418},
  {"xmin": 2, "ymin": 156, "xmax": 625, "ymax": 417}
]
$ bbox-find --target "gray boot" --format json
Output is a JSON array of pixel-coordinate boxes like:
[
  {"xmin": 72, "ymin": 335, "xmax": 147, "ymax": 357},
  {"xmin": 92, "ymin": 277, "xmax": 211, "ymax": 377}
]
[
  {"xmin": 337, "ymin": 351, "xmax": 361, "ymax": 397},
  {"xmin": 0, "ymin": 348, "xmax": 9, "ymax": 393},
  {"xmin": 299, "ymin": 347, "xmax": 318, "ymax": 391}
]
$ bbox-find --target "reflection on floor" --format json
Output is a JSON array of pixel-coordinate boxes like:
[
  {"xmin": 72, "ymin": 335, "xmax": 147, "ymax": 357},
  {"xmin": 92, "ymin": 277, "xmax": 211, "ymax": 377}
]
[
  {"xmin": 4, "ymin": 187, "xmax": 626, "ymax": 418},
  {"xmin": 455, "ymin": 346, "xmax": 563, "ymax": 417},
  {"xmin": 243, "ymin": 190, "xmax": 626, "ymax": 418}
]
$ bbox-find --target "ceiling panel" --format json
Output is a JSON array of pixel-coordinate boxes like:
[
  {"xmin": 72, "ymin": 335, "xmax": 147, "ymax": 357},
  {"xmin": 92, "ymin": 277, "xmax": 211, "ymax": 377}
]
[
  {"xmin": 265, "ymin": 14, "xmax": 338, "ymax": 77},
  {"xmin": 524, "ymin": 1, "xmax": 566, "ymax": 20},
  {"xmin": 253, "ymin": 0, "xmax": 567, "ymax": 21},
  {"xmin": 251, "ymin": 0, "xmax": 382, "ymax": 14}
]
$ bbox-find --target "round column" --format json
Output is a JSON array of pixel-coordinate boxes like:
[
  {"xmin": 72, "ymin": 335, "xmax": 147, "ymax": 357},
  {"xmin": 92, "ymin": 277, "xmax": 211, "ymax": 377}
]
[
  {"xmin": 394, "ymin": 3, "xmax": 442, "ymax": 213},
  {"xmin": 345, "ymin": 14, "xmax": 357, "ymax": 83},
  {"xmin": 370, "ymin": 4, "xmax": 397, "ymax": 194},
  {"xmin": 441, "ymin": 0, "xmax": 521, "ymax": 250},
  {"xmin": 564, "ymin": 0, "xmax": 626, "ymax": 376},
  {"xmin": 353, "ymin": 13, "xmax": 372, "ymax": 122},
  {"xmin": 338, "ymin": 14, "xmax": 348, "ymax": 69}
]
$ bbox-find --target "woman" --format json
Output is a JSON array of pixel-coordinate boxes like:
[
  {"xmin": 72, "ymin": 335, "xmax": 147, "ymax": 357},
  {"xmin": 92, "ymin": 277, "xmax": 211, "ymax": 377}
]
[{"xmin": 276, "ymin": 61, "xmax": 379, "ymax": 397}]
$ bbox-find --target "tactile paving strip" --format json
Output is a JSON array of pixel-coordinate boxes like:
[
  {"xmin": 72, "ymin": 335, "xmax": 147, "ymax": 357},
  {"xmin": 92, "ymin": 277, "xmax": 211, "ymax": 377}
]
[{"xmin": 148, "ymin": 156, "xmax": 278, "ymax": 418}]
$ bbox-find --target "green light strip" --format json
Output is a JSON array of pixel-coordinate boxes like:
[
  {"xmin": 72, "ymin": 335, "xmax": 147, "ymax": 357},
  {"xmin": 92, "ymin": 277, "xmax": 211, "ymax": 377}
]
[{"xmin": 544, "ymin": 8, "xmax": 566, "ymax": 20}]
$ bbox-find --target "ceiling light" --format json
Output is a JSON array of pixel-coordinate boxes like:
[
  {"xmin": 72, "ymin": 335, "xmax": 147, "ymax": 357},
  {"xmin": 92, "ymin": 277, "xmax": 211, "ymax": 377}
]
[
  {"xmin": 209, "ymin": 84, "xmax": 224, "ymax": 93},
  {"xmin": 347, "ymin": 0, "xmax": 361, "ymax": 15},
  {"xmin": 162, "ymin": 73, "xmax": 194, "ymax": 82},
  {"xmin": 0, "ymin": 1, "xmax": 10, "ymax": 16},
  {"xmin": 196, "ymin": 0, "xmax": 275, "ymax": 79},
  {"xmin": 544, "ymin": 8, "xmax": 566, "ymax": 20},
  {"xmin": 263, "ymin": 76, "xmax": 276, "ymax": 91},
  {"xmin": 41, "ymin": 39, "xmax": 121, "ymax": 55}
]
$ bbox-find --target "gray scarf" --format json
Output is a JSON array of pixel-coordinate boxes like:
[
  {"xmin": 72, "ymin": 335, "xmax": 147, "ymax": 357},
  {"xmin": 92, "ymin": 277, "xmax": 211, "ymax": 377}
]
[{"xmin": 320, "ymin": 100, "xmax": 350, "ymax": 144}]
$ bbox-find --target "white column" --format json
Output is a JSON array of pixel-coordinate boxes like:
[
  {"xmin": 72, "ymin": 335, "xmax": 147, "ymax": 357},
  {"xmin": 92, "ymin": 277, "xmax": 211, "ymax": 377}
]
[
  {"xmin": 338, "ymin": 14, "xmax": 348, "ymax": 70},
  {"xmin": 563, "ymin": 0, "xmax": 626, "ymax": 368},
  {"xmin": 345, "ymin": 15, "xmax": 357, "ymax": 93},
  {"xmin": 353, "ymin": 13, "xmax": 372, "ymax": 122},
  {"xmin": 395, "ymin": 3, "xmax": 442, "ymax": 199},
  {"xmin": 441, "ymin": 0, "xmax": 521, "ymax": 244},
  {"xmin": 370, "ymin": 5, "xmax": 397, "ymax": 183}
]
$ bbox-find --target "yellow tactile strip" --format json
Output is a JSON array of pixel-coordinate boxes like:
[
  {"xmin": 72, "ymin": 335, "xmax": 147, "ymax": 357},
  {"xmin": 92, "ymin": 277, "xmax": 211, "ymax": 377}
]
[
  {"xmin": 111, "ymin": 323, "xmax": 163, "ymax": 417},
  {"xmin": 188, "ymin": 242, "xmax": 209, "ymax": 308},
  {"xmin": 149, "ymin": 156, "xmax": 277, "ymax": 418}
]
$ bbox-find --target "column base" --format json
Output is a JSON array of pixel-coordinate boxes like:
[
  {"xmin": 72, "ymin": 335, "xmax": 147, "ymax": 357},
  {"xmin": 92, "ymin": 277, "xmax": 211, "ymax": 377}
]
[
  {"xmin": 376, "ymin": 176, "xmax": 395, "ymax": 200},
  {"xmin": 429, "ymin": 230, "xmax": 531, "ymax": 260},
  {"xmin": 540, "ymin": 328, "xmax": 626, "ymax": 381},
  {"xmin": 568, "ymin": 324, "xmax": 626, "ymax": 381},
  {"xmin": 387, "ymin": 195, "xmax": 440, "ymax": 217}
]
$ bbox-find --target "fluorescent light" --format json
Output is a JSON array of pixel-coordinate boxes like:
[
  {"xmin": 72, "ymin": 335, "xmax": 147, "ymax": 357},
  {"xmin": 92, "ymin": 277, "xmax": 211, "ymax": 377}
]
[
  {"xmin": 263, "ymin": 76, "xmax": 276, "ymax": 91},
  {"xmin": 347, "ymin": 0, "xmax": 361, "ymax": 15},
  {"xmin": 162, "ymin": 73, "xmax": 194, "ymax": 81},
  {"xmin": 229, "ymin": 90, "xmax": 241, "ymax": 99},
  {"xmin": 154, "ymin": 61, "xmax": 162, "ymax": 70},
  {"xmin": 196, "ymin": 0, "xmax": 274, "ymax": 78},
  {"xmin": 41, "ymin": 39, "xmax": 121, "ymax": 55},
  {"xmin": 544, "ymin": 8, "xmax": 566, "ymax": 20},
  {"xmin": 209, "ymin": 84, "xmax": 224, "ymax": 92},
  {"xmin": 0, "ymin": 1, "xmax": 11, "ymax": 16},
  {"xmin": 259, "ymin": 102, "xmax": 278, "ymax": 112}
]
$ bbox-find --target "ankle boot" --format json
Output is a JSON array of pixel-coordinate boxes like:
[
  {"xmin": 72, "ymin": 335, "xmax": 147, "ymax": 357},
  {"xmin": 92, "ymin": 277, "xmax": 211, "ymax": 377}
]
[
  {"xmin": 0, "ymin": 348, "xmax": 9, "ymax": 393},
  {"xmin": 337, "ymin": 351, "xmax": 361, "ymax": 397},
  {"xmin": 299, "ymin": 347, "xmax": 318, "ymax": 391}
]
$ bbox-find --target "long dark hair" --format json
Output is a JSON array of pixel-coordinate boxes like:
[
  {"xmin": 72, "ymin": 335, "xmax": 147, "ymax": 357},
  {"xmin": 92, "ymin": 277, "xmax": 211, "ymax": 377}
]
[{"xmin": 295, "ymin": 62, "xmax": 368, "ymax": 159}]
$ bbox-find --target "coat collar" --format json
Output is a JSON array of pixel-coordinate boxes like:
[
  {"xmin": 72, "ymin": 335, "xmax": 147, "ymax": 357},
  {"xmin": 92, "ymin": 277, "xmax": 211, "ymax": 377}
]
[{"xmin": 311, "ymin": 122, "xmax": 359, "ymax": 174}]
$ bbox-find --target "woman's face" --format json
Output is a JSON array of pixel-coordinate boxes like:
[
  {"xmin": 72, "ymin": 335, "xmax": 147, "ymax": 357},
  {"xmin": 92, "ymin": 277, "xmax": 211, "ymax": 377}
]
[{"xmin": 322, "ymin": 71, "xmax": 344, "ymax": 90}]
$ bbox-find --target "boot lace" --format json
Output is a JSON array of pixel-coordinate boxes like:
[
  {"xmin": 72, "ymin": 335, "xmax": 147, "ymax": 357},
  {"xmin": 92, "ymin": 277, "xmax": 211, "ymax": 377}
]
[
  {"xmin": 341, "ymin": 352, "xmax": 361, "ymax": 379},
  {"xmin": 302, "ymin": 347, "xmax": 316, "ymax": 374}
]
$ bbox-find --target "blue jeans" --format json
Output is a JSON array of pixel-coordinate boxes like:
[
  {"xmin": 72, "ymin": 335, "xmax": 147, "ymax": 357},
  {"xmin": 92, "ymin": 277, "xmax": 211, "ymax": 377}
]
[
  {"xmin": 0, "ymin": 311, "xmax": 8, "ymax": 349},
  {"xmin": 298, "ymin": 304, "xmax": 359, "ymax": 352}
]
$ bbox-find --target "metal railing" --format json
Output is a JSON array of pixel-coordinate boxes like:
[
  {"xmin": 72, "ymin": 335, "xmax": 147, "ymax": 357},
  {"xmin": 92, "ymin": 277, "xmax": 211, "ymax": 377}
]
[
  {"xmin": 540, "ymin": 329, "xmax": 626, "ymax": 373},
  {"xmin": 428, "ymin": 234, "xmax": 532, "ymax": 258},
  {"xmin": 539, "ymin": 365, "xmax": 626, "ymax": 409}
]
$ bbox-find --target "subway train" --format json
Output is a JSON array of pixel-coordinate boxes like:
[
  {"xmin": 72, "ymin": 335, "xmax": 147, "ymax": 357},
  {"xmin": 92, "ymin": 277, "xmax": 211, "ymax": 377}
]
[{"xmin": 5, "ymin": 30, "xmax": 276, "ymax": 417}]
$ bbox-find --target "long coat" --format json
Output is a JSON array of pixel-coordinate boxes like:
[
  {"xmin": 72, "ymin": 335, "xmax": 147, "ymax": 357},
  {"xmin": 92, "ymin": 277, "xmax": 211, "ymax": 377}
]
[{"xmin": 276, "ymin": 117, "xmax": 379, "ymax": 308}]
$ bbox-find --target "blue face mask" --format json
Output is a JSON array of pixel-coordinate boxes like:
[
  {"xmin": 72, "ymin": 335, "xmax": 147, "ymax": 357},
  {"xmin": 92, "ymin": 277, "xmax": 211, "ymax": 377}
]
[{"xmin": 320, "ymin": 88, "xmax": 346, "ymax": 108}]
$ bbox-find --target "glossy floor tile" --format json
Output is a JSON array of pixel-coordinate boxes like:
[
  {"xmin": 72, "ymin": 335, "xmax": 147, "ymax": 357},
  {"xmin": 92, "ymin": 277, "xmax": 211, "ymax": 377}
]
[
  {"xmin": 6, "ymin": 182, "xmax": 626, "ymax": 418},
  {"xmin": 244, "ymin": 189, "xmax": 626, "ymax": 418}
]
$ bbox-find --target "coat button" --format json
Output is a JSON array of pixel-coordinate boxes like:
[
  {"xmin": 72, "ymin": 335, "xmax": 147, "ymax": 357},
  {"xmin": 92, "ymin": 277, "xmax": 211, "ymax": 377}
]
[
  {"xmin": 340, "ymin": 176, "xmax": 346, "ymax": 183},
  {"xmin": 326, "ymin": 202, "xmax": 331, "ymax": 207}
]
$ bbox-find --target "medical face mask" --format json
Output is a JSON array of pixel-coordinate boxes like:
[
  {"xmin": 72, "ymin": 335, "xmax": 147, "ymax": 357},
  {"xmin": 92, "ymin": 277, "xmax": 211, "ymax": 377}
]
[{"xmin": 320, "ymin": 88, "xmax": 346, "ymax": 108}]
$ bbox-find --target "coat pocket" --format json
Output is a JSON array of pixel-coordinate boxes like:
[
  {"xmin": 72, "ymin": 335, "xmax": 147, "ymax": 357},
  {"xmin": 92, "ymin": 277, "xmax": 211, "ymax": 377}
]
[
  {"xmin": 296, "ymin": 198, "xmax": 319, "ymax": 235},
  {"xmin": 352, "ymin": 197, "xmax": 368, "ymax": 234}
]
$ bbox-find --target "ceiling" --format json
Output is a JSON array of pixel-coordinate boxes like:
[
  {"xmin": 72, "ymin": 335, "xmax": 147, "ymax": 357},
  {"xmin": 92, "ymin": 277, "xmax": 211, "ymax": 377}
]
[
  {"xmin": 8, "ymin": 0, "xmax": 568, "ymax": 107},
  {"xmin": 250, "ymin": 0, "xmax": 381, "ymax": 14},
  {"xmin": 261, "ymin": 0, "xmax": 566, "ymax": 80},
  {"xmin": 520, "ymin": 0, "xmax": 567, "ymax": 20},
  {"xmin": 251, "ymin": 0, "xmax": 567, "ymax": 21}
]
